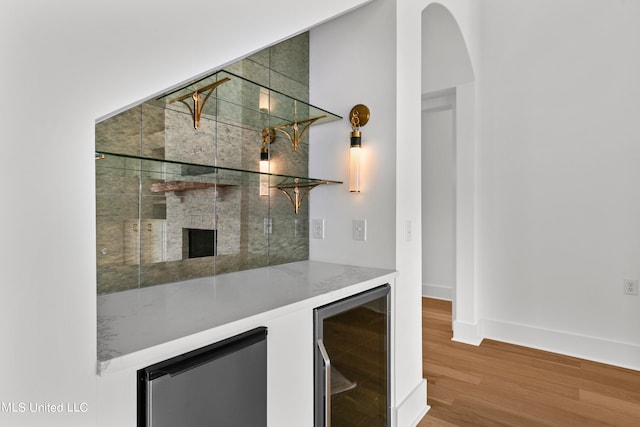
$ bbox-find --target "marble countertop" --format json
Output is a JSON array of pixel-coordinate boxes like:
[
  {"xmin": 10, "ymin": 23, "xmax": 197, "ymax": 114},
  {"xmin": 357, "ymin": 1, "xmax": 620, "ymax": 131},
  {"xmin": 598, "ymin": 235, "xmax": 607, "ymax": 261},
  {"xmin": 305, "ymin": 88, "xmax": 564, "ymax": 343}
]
[{"xmin": 97, "ymin": 261, "xmax": 396, "ymax": 375}]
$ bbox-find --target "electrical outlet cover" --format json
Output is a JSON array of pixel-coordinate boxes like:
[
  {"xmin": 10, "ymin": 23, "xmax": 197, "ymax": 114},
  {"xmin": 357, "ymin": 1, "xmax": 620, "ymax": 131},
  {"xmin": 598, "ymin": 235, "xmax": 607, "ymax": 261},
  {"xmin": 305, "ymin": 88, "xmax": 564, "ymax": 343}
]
[{"xmin": 623, "ymin": 279, "xmax": 638, "ymax": 295}]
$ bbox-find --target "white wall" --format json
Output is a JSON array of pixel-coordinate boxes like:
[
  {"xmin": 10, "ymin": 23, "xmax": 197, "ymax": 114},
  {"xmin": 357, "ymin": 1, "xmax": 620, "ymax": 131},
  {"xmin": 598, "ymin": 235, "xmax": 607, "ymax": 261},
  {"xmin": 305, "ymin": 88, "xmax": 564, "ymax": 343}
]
[
  {"xmin": 309, "ymin": 0, "xmax": 396, "ymax": 271},
  {"xmin": 476, "ymin": 0, "xmax": 640, "ymax": 369},
  {"xmin": 422, "ymin": 104, "xmax": 455, "ymax": 300},
  {"xmin": 0, "ymin": 1, "xmax": 374, "ymax": 426}
]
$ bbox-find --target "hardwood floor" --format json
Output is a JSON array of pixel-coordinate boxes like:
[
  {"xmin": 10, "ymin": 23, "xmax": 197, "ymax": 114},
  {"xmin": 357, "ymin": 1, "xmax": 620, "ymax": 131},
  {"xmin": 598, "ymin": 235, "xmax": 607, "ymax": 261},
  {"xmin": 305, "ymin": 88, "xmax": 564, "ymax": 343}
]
[{"xmin": 417, "ymin": 298, "xmax": 640, "ymax": 427}]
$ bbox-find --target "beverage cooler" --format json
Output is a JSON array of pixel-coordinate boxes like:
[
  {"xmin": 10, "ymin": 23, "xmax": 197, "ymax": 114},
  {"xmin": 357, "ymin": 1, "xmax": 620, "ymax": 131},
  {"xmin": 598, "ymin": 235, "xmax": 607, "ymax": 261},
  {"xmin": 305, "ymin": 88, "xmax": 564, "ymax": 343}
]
[{"xmin": 314, "ymin": 284, "xmax": 390, "ymax": 427}]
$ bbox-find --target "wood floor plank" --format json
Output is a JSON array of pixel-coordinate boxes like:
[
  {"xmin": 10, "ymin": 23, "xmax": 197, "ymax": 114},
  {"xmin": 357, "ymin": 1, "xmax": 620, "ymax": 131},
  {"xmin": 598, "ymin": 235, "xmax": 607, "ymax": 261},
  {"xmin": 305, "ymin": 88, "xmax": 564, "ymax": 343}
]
[
  {"xmin": 426, "ymin": 361, "xmax": 484, "ymax": 386},
  {"xmin": 579, "ymin": 389, "xmax": 640, "ymax": 420},
  {"xmin": 418, "ymin": 298, "xmax": 640, "ymax": 427}
]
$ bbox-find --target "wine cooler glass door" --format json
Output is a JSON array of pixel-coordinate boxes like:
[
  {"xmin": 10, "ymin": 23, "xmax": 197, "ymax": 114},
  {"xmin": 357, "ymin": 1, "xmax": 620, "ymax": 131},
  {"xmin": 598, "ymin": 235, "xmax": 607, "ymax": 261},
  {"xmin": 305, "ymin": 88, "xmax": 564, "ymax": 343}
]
[{"xmin": 314, "ymin": 284, "xmax": 390, "ymax": 427}]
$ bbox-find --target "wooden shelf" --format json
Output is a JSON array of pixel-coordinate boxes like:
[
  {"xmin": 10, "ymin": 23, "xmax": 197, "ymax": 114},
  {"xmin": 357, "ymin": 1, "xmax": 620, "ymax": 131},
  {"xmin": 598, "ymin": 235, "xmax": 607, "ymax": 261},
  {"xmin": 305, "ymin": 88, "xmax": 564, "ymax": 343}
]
[{"xmin": 151, "ymin": 181, "xmax": 234, "ymax": 193}]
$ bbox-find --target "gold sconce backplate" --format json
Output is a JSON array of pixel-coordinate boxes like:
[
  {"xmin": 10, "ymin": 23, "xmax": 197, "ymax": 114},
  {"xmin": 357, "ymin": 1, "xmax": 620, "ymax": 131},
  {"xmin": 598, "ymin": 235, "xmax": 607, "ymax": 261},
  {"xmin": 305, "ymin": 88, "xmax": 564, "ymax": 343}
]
[
  {"xmin": 349, "ymin": 104, "xmax": 370, "ymax": 128},
  {"xmin": 262, "ymin": 127, "xmax": 276, "ymax": 144}
]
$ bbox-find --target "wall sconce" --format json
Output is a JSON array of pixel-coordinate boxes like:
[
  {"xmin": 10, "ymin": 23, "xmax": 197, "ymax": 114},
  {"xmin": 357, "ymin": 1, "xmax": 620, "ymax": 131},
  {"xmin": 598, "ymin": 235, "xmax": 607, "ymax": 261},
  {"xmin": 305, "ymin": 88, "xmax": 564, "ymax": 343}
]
[
  {"xmin": 349, "ymin": 104, "xmax": 370, "ymax": 193},
  {"xmin": 259, "ymin": 87, "xmax": 270, "ymax": 112},
  {"xmin": 260, "ymin": 128, "xmax": 275, "ymax": 196}
]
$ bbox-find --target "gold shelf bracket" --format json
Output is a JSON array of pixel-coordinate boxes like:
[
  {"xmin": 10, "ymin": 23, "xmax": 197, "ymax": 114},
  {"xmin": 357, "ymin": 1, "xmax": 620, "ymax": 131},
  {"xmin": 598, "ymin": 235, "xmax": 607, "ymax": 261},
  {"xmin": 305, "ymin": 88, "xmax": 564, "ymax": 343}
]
[
  {"xmin": 170, "ymin": 77, "xmax": 231, "ymax": 129},
  {"xmin": 273, "ymin": 115, "xmax": 326, "ymax": 151},
  {"xmin": 274, "ymin": 179, "xmax": 322, "ymax": 214}
]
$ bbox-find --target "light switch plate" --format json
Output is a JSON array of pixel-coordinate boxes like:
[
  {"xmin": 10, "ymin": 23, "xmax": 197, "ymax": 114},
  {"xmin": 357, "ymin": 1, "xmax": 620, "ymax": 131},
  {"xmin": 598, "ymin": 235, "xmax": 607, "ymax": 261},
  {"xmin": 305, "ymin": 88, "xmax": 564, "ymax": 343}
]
[
  {"xmin": 352, "ymin": 219, "xmax": 367, "ymax": 241},
  {"xmin": 311, "ymin": 219, "xmax": 324, "ymax": 239},
  {"xmin": 263, "ymin": 217, "xmax": 273, "ymax": 235}
]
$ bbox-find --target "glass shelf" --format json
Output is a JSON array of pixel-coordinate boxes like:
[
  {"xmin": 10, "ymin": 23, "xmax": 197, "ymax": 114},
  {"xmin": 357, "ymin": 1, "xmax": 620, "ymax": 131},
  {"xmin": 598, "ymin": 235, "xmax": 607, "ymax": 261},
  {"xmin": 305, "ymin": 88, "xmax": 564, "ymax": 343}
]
[
  {"xmin": 147, "ymin": 69, "xmax": 342, "ymax": 148},
  {"xmin": 96, "ymin": 151, "xmax": 341, "ymax": 189},
  {"xmin": 97, "ymin": 151, "xmax": 340, "ymax": 216}
]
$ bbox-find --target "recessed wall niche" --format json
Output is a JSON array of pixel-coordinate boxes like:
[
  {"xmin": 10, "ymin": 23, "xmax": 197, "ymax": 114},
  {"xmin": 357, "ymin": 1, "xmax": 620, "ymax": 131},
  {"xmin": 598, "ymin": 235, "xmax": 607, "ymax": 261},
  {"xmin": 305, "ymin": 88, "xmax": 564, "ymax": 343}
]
[{"xmin": 95, "ymin": 33, "xmax": 323, "ymax": 294}]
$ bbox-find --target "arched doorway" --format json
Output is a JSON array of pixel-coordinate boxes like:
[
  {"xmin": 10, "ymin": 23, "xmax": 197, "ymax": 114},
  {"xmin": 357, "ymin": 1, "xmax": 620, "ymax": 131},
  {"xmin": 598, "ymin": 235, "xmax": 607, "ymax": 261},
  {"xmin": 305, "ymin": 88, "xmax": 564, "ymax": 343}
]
[{"xmin": 421, "ymin": 3, "xmax": 477, "ymax": 341}]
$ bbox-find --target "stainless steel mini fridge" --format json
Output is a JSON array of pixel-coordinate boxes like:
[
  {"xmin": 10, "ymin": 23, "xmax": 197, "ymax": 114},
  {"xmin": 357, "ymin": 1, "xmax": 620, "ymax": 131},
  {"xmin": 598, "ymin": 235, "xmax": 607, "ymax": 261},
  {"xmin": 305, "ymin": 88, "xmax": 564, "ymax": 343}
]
[
  {"xmin": 137, "ymin": 327, "xmax": 267, "ymax": 427},
  {"xmin": 314, "ymin": 284, "xmax": 390, "ymax": 427}
]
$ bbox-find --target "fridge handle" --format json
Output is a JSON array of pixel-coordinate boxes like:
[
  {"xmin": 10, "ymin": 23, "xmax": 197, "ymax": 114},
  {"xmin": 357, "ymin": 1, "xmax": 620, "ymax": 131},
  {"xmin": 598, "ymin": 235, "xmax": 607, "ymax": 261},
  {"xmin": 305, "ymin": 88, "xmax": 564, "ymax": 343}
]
[{"xmin": 317, "ymin": 339, "xmax": 331, "ymax": 427}]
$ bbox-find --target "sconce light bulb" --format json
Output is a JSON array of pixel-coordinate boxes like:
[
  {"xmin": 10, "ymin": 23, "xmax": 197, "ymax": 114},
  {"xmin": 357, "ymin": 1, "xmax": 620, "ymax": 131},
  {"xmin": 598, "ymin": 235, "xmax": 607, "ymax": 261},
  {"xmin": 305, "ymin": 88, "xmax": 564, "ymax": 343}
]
[
  {"xmin": 259, "ymin": 87, "xmax": 270, "ymax": 112},
  {"xmin": 260, "ymin": 146, "xmax": 270, "ymax": 196},
  {"xmin": 350, "ymin": 133, "xmax": 362, "ymax": 193}
]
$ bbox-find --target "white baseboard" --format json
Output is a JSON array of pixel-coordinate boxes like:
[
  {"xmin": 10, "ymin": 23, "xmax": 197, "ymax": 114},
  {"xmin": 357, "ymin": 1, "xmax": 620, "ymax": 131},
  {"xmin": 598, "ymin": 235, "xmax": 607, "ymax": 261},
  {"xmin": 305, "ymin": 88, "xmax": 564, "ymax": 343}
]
[
  {"xmin": 452, "ymin": 319, "xmax": 483, "ymax": 346},
  {"xmin": 483, "ymin": 318, "xmax": 640, "ymax": 372},
  {"xmin": 395, "ymin": 378, "xmax": 429, "ymax": 427},
  {"xmin": 428, "ymin": 304, "xmax": 640, "ymax": 371},
  {"xmin": 422, "ymin": 283, "xmax": 452, "ymax": 300}
]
